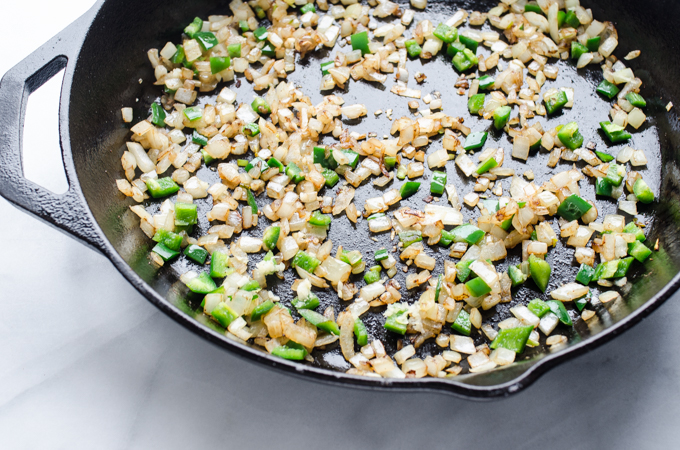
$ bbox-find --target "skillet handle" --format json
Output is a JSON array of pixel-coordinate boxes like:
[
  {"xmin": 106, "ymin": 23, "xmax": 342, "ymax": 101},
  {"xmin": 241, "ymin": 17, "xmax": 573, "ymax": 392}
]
[{"xmin": 0, "ymin": 12, "xmax": 107, "ymax": 254}]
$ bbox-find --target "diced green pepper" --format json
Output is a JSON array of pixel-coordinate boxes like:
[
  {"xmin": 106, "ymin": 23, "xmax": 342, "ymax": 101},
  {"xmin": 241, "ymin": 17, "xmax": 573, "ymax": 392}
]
[
  {"xmin": 433, "ymin": 23, "xmax": 458, "ymax": 43},
  {"xmin": 228, "ymin": 43, "xmax": 242, "ymax": 58},
  {"xmin": 384, "ymin": 156, "xmax": 397, "ymax": 170},
  {"xmin": 239, "ymin": 20, "xmax": 249, "ymax": 33},
  {"xmin": 300, "ymin": 3, "xmax": 315, "ymax": 14},
  {"xmin": 557, "ymin": 10, "xmax": 566, "ymax": 28},
  {"xmin": 187, "ymin": 272, "xmax": 217, "ymax": 294},
  {"xmin": 320, "ymin": 61, "xmax": 335, "ymax": 76},
  {"xmin": 183, "ymin": 107, "xmax": 203, "ymax": 122},
  {"xmin": 478, "ymin": 75, "xmax": 495, "ymax": 90},
  {"xmin": 299, "ymin": 309, "xmax": 340, "ymax": 336},
  {"xmin": 600, "ymin": 121, "xmax": 631, "ymax": 144},
  {"xmin": 450, "ymin": 224, "xmax": 485, "ymax": 245},
  {"xmin": 321, "ymin": 169, "xmax": 339, "ymax": 187},
  {"xmin": 251, "ymin": 300, "xmax": 274, "ymax": 322},
  {"xmin": 399, "ymin": 230, "xmax": 422, "ymax": 248},
  {"xmin": 146, "ymin": 177, "xmax": 179, "ymax": 198},
  {"xmin": 452, "ymin": 48, "xmax": 478, "ymax": 72},
  {"xmin": 351, "ymin": 31, "xmax": 370, "ymax": 55},
  {"xmin": 595, "ymin": 150, "xmax": 614, "ymax": 162},
  {"xmin": 434, "ymin": 274, "xmax": 443, "ymax": 303},
  {"xmin": 493, "ymin": 106, "xmax": 512, "ymax": 130},
  {"xmin": 195, "ymin": 32, "xmax": 218, "ymax": 51},
  {"xmin": 626, "ymin": 92, "xmax": 647, "ymax": 108},
  {"xmin": 463, "ymin": 131, "xmax": 488, "ymax": 151},
  {"xmin": 184, "ymin": 17, "xmax": 203, "ymax": 39},
  {"xmin": 153, "ymin": 243, "xmax": 180, "ymax": 261},
  {"xmin": 438, "ymin": 230, "xmax": 454, "ymax": 247},
  {"xmin": 633, "ymin": 178, "xmax": 654, "ymax": 203},
  {"xmin": 285, "ymin": 162, "xmax": 305, "ymax": 183},
  {"xmin": 262, "ymin": 227, "xmax": 281, "ymax": 252},
  {"xmin": 430, "ymin": 171, "xmax": 447, "ymax": 195},
  {"xmin": 171, "ymin": 45, "xmax": 186, "ymax": 65},
  {"xmin": 595, "ymin": 177, "xmax": 614, "ymax": 197},
  {"xmin": 271, "ymin": 345, "xmax": 307, "ymax": 360},
  {"xmin": 267, "ymin": 157, "xmax": 284, "ymax": 172},
  {"xmin": 446, "ymin": 41, "xmax": 466, "ymax": 57},
  {"xmin": 396, "ymin": 164, "xmax": 407, "ymax": 180},
  {"xmin": 508, "ymin": 265, "xmax": 528, "ymax": 287},
  {"xmin": 364, "ymin": 265, "xmax": 382, "ymax": 284},
  {"xmin": 466, "ymin": 277, "xmax": 491, "ymax": 297},
  {"xmin": 292, "ymin": 251, "xmax": 321, "ymax": 273},
  {"xmin": 524, "ymin": 4, "xmax": 544, "ymax": 14},
  {"xmin": 184, "ymin": 244, "xmax": 208, "ymax": 264},
  {"xmin": 384, "ymin": 305, "xmax": 409, "ymax": 335},
  {"xmin": 151, "ymin": 102, "xmax": 166, "ymax": 127},
  {"xmin": 527, "ymin": 299, "xmax": 551, "ymax": 318},
  {"xmin": 354, "ymin": 319, "xmax": 368, "ymax": 346},
  {"xmin": 628, "ymin": 240, "xmax": 652, "ymax": 262},
  {"xmin": 399, "ymin": 181, "xmax": 421, "ymax": 199},
  {"xmin": 614, "ymin": 257, "xmax": 634, "ymax": 278},
  {"xmin": 546, "ymin": 300, "xmax": 572, "ymax": 326},
  {"xmin": 192, "ymin": 130, "xmax": 208, "ymax": 146},
  {"xmin": 557, "ymin": 122, "xmax": 584, "ymax": 150},
  {"xmin": 451, "ymin": 309, "xmax": 471, "ymax": 336},
  {"xmin": 211, "ymin": 302, "xmax": 238, "ymax": 327},
  {"xmin": 458, "ymin": 35, "xmax": 479, "ymax": 52},
  {"xmin": 575, "ymin": 292, "xmax": 590, "ymax": 312},
  {"xmin": 468, "ymin": 94, "xmax": 485, "ymax": 115},
  {"xmin": 252, "ymin": 97, "xmax": 271, "ymax": 115},
  {"xmin": 623, "ymin": 222, "xmax": 646, "ymax": 241},
  {"xmin": 529, "ymin": 254, "xmax": 551, "ymax": 293},
  {"xmin": 456, "ymin": 259, "xmax": 474, "ymax": 283},
  {"xmin": 586, "ymin": 36, "xmax": 601, "ymax": 52},
  {"xmin": 292, "ymin": 294, "xmax": 320, "ymax": 310},
  {"xmin": 175, "ymin": 202, "xmax": 198, "ymax": 226},
  {"xmin": 605, "ymin": 163, "xmax": 625, "ymax": 187},
  {"xmin": 340, "ymin": 250, "xmax": 362, "ymax": 266},
  {"xmin": 210, "ymin": 56, "xmax": 231, "ymax": 74},
  {"xmin": 309, "ymin": 211, "xmax": 331, "ymax": 228},
  {"xmin": 241, "ymin": 280, "xmax": 260, "ymax": 292},
  {"xmin": 476, "ymin": 156, "xmax": 498, "ymax": 175},
  {"xmin": 152, "ymin": 228, "xmax": 182, "ymax": 251},
  {"xmin": 254, "ymin": 26, "xmax": 268, "ymax": 41},
  {"xmin": 210, "ymin": 251, "xmax": 230, "ymax": 278},
  {"xmin": 405, "ymin": 39, "xmax": 422, "ymax": 58},
  {"xmin": 545, "ymin": 89, "xmax": 568, "ymax": 115},
  {"xmin": 575, "ymin": 263, "xmax": 596, "ymax": 285},
  {"xmin": 491, "ymin": 326, "xmax": 534, "ymax": 353},
  {"xmin": 596, "ymin": 80, "xmax": 620, "ymax": 100},
  {"xmin": 375, "ymin": 249, "xmax": 389, "ymax": 262},
  {"xmin": 557, "ymin": 194, "xmax": 592, "ymax": 221},
  {"xmin": 243, "ymin": 123, "xmax": 260, "ymax": 137},
  {"xmin": 261, "ymin": 43, "xmax": 276, "ymax": 58},
  {"xmin": 571, "ymin": 41, "xmax": 588, "ymax": 60},
  {"xmin": 565, "ymin": 10, "xmax": 581, "ymax": 28}
]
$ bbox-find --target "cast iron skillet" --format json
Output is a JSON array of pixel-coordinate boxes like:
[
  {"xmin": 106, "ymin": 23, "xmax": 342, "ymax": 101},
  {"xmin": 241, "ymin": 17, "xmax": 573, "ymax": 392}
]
[{"xmin": 2, "ymin": 0, "xmax": 680, "ymax": 399}]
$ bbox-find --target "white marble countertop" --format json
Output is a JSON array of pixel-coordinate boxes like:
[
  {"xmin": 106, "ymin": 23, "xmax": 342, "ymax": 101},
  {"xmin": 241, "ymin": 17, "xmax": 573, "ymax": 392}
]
[{"xmin": 2, "ymin": 2, "xmax": 679, "ymax": 448}]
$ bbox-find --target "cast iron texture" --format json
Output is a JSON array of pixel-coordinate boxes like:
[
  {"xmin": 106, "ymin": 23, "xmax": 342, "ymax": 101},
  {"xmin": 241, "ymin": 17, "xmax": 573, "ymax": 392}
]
[{"xmin": 1, "ymin": 0, "xmax": 680, "ymax": 399}]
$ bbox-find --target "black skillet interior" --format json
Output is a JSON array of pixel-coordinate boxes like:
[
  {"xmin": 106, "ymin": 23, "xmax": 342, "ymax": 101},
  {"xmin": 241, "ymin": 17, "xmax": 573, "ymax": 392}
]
[{"xmin": 66, "ymin": 0, "xmax": 680, "ymax": 396}]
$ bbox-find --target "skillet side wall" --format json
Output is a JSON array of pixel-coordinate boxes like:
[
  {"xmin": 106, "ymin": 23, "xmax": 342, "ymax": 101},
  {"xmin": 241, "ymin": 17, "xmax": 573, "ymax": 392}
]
[{"xmin": 67, "ymin": 0, "xmax": 680, "ymax": 393}]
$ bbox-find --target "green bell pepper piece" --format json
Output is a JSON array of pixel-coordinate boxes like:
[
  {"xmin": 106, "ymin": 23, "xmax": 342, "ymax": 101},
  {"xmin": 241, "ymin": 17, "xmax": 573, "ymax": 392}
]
[
  {"xmin": 251, "ymin": 300, "xmax": 274, "ymax": 322},
  {"xmin": 430, "ymin": 171, "xmax": 447, "ymax": 195},
  {"xmin": 175, "ymin": 202, "xmax": 198, "ymax": 226},
  {"xmin": 596, "ymin": 80, "xmax": 620, "ymax": 100},
  {"xmin": 253, "ymin": 26, "xmax": 268, "ymax": 41},
  {"xmin": 571, "ymin": 41, "xmax": 588, "ymax": 60},
  {"xmin": 527, "ymin": 299, "xmax": 551, "ymax": 318},
  {"xmin": 508, "ymin": 265, "xmax": 528, "ymax": 287},
  {"xmin": 491, "ymin": 326, "xmax": 534, "ymax": 353},
  {"xmin": 187, "ymin": 272, "xmax": 217, "ymax": 294},
  {"xmin": 285, "ymin": 162, "xmax": 305, "ymax": 183},
  {"xmin": 476, "ymin": 156, "xmax": 498, "ymax": 174},
  {"xmin": 614, "ymin": 257, "xmax": 634, "ymax": 278},
  {"xmin": 565, "ymin": 10, "xmax": 580, "ymax": 28},
  {"xmin": 595, "ymin": 177, "xmax": 614, "ymax": 197},
  {"xmin": 364, "ymin": 265, "xmax": 382, "ymax": 284},
  {"xmin": 626, "ymin": 92, "xmax": 647, "ymax": 108},
  {"xmin": 586, "ymin": 36, "xmax": 601, "ymax": 52},
  {"xmin": 152, "ymin": 228, "xmax": 182, "ymax": 251},
  {"xmin": 633, "ymin": 178, "xmax": 654, "ymax": 203},
  {"xmin": 468, "ymin": 94, "xmax": 485, "ymax": 115},
  {"xmin": 271, "ymin": 345, "xmax": 307, "ymax": 360},
  {"xmin": 152, "ymin": 243, "xmax": 180, "ymax": 261},
  {"xmin": 605, "ymin": 163, "xmax": 625, "ymax": 187},
  {"xmin": 292, "ymin": 294, "xmax": 320, "ymax": 310},
  {"xmin": 450, "ymin": 224, "xmax": 485, "ymax": 245},
  {"xmin": 433, "ymin": 23, "xmax": 458, "ymax": 43},
  {"xmin": 351, "ymin": 31, "xmax": 370, "ymax": 55},
  {"xmin": 171, "ymin": 45, "xmax": 185, "ymax": 65},
  {"xmin": 309, "ymin": 211, "xmax": 331, "ymax": 228},
  {"xmin": 354, "ymin": 319, "xmax": 368, "ymax": 346},
  {"xmin": 184, "ymin": 17, "xmax": 203, "ymax": 39},
  {"xmin": 544, "ymin": 89, "xmax": 568, "ymax": 115},
  {"xmin": 451, "ymin": 309, "xmax": 471, "ymax": 336},
  {"xmin": 575, "ymin": 263, "xmax": 596, "ymax": 285},
  {"xmin": 195, "ymin": 32, "xmax": 218, "ymax": 51},
  {"xmin": 405, "ymin": 39, "xmax": 422, "ymax": 58},
  {"xmin": 252, "ymin": 97, "xmax": 271, "ymax": 115},
  {"xmin": 210, "ymin": 56, "xmax": 231, "ymax": 74},
  {"xmin": 456, "ymin": 259, "xmax": 474, "ymax": 283},
  {"xmin": 299, "ymin": 309, "xmax": 340, "ymax": 336},
  {"xmin": 146, "ymin": 177, "xmax": 179, "ymax": 198},
  {"xmin": 374, "ymin": 249, "xmax": 389, "ymax": 262},
  {"xmin": 524, "ymin": 4, "xmax": 543, "ymax": 14},
  {"xmin": 600, "ymin": 121, "xmax": 631, "ymax": 143},
  {"xmin": 452, "ymin": 48, "xmax": 478, "ymax": 72},
  {"xmin": 556, "ymin": 194, "xmax": 592, "ymax": 221},
  {"xmin": 384, "ymin": 305, "xmax": 409, "ymax": 335},
  {"xmin": 458, "ymin": 35, "xmax": 479, "ymax": 52},
  {"xmin": 192, "ymin": 130, "xmax": 208, "ymax": 146},
  {"xmin": 478, "ymin": 75, "xmax": 495, "ymax": 90},
  {"xmin": 246, "ymin": 188, "xmax": 258, "ymax": 214},
  {"xmin": 466, "ymin": 277, "xmax": 491, "ymax": 297},
  {"xmin": 623, "ymin": 222, "xmax": 646, "ymax": 241},
  {"xmin": 546, "ymin": 300, "xmax": 572, "ymax": 326},
  {"xmin": 300, "ymin": 3, "xmax": 315, "ymax": 14},
  {"xmin": 529, "ymin": 254, "xmax": 551, "ymax": 293},
  {"xmin": 262, "ymin": 226, "xmax": 281, "ymax": 252},
  {"xmin": 446, "ymin": 41, "xmax": 466, "ymax": 57},
  {"xmin": 595, "ymin": 150, "xmax": 615, "ymax": 162},
  {"xmin": 493, "ymin": 105, "xmax": 512, "ymax": 130},
  {"xmin": 463, "ymin": 131, "xmax": 488, "ymax": 151},
  {"xmin": 211, "ymin": 302, "xmax": 238, "ymax": 327},
  {"xmin": 628, "ymin": 240, "xmax": 652, "ymax": 262},
  {"xmin": 183, "ymin": 107, "xmax": 203, "ymax": 122},
  {"xmin": 399, "ymin": 181, "xmax": 421, "ymax": 199},
  {"xmin": 557, "ymin": 122, "xmax": 584, "ymax": 150},
  {"xmin": 292, "ymin": 251, "xmax": 321, "ymax": 273},
  {"xmin": 210, "ymin": 251, "xmax": 230, "ymax": 278},
  {"xmin": 151, "ymin": 102, "xmax": 166, "ymax": 127},
  {"xmin": 184, "ymin": 244, "xmax": 208, "ymax": 264},
  {"xmin": 228, "ymin": 43, "xmax": 242, "ymax": 57},
  {"xmin": 399, "ymin": 230, "xmax": 422, "ymax": 248}
]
